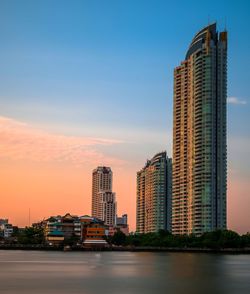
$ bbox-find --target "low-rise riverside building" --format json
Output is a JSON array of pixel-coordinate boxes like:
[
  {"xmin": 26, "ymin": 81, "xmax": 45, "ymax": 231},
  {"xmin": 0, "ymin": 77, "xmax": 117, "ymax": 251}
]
[
  {"xmin": 43, "ymin": 214, "xmax": 110, "ymax": 247},
  {"xmin": 46, "ymin": 230, "xmax": 65, "ymax": 245},
  {"xmin": 61, "ymin": 213, "xmax": 81, "ymax": 239},
  {"xmin": 80, "ymin": 215, "xmax": 108, "ymax": 247},
  {"xmin": 44, "ymin": 213, "xmax": 80, "ymax": 245},
  {"xmin": 44, "ymin": 216, "xmax": 64, "ymax": 245},
  {"xmin": 41, "ymin": 212, "xmax": 131, "ymax": 247}
]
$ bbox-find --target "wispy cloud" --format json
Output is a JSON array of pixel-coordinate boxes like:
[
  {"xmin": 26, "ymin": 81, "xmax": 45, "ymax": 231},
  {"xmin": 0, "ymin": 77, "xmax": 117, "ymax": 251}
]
[
  {"xmin": 0, "ymin": 116, "xmax": 124, "ymax": 167},
  {"xmin": 227, "ymin": 97, "xmax": 247, "ymax": 105}
]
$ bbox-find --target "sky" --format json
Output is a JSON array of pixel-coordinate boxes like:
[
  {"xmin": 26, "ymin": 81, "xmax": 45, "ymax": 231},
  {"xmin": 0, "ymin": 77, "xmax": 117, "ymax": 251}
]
[{"xmin": 0, "ymin": 0, "xmax": 249, "ymax": 233}]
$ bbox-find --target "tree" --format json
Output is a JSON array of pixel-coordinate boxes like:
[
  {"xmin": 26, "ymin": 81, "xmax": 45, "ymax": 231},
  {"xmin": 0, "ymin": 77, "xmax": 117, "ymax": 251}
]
[
  {"xmin": 18, "ymin": 227, "xmax": 44, "ymax": 245},
  {"xmin": 241, "ymin": 233, "xmax": 250, "ymax": 247},
  {"xmin": 111, "ymin": 230, "xmax": 126, "ymax": 246},
  {"xmin": 200, "ymin": 230, "xmax": 241, "ymax": 248}
]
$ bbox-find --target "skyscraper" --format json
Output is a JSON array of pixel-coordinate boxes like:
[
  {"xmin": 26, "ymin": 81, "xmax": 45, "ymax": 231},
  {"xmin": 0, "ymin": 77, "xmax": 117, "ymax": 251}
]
[
  {"xmin": 99, "ymin": 191, "xmax": 116, "ymax": 226},
  {"xmin": 92, "ymin": 166, "xmax": 116, "ymax": 226},
  {"xmin": 172, "ymin": 23, "xmax": 227, "ymax": 235},
  {"xmin": 136, "ymin": 151, "xmax": 172, "ymax": 233}
]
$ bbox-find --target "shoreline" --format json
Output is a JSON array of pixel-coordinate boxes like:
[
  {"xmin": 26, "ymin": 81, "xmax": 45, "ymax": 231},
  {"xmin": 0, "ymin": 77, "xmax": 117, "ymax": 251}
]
[{"xmin": 0, "ymin": 245, "xmax": 250, "ymax": 254}]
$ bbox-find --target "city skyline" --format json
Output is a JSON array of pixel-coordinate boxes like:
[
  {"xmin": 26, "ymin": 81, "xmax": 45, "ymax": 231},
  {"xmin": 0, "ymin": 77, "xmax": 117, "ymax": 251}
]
[{"xmin": 0, "ymin": 0, "xmax": 250, "ymax": 233}]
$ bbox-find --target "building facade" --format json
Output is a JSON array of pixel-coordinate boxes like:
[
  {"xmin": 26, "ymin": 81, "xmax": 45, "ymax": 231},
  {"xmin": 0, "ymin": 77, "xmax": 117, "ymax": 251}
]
[
  {"xmin": 80, "ymin": 216, "xmax": 108, "ymax": 247},
  {"xmin": 136, "ymin": 151, "xmax": 172, "ymax": 233},
  {"xmin": 116, "ymin": 214, "xmax": 128, "ymax": 226},
  {"xmin": 99, "ymin": 191, "xmax": 116, "ymax": 226},
  {"xmin": 0, "ymin": 219, "xmax": 13, "ymax": 238},
  {"xmin": 92, "ymin": 166, "xmax": 112, "ymax": 219},
  {"xmin": 44, "ymin": 213, "xmax": 81, "ymax": 245},
  {"xmin": 172, "ymin": 23, "xmax": 227, "ymax": 235},
  {"xmin": 91, "ymin": 166, "xmax": 116, "ymax": 226}
]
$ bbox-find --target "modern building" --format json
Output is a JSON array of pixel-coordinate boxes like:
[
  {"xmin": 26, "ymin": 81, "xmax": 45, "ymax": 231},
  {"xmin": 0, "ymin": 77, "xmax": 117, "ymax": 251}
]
[
  {"xmin": 91, "ymin": 166, "xmax": 116, "ymax": 226},
  {"xmin": 136, "ymin": 151, "xmax": 172, "ymax": 233},
  {"xmin": 99, "ymin": 191, "xmax": 116, "ymax": 226},
  {"xmin": 172, "ymin": 23, "xmax": 227, "ymax": 235},
  {"xmin": 0, "ymin": 219, "xmax": 13, "ymax": 238},
  {"xmin": 116, "ymin": 214, "xmax": 128, "ymax": 226},
  {"xmin": 137, "ymin": 167, "xmax": 146, "ymax": 233},
  {"xmin": 107, "ymin": 214, "xmax": 129, "ymax": 236}
]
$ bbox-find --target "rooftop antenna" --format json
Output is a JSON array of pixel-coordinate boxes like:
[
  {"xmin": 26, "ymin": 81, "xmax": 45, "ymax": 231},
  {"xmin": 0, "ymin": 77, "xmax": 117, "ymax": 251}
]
[{"xmin": 225, "ymin": 16, "xmax": 227, "ymax": 31}]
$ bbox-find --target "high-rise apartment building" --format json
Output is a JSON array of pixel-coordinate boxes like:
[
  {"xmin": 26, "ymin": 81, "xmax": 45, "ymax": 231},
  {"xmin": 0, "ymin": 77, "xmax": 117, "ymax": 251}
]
[
  {"xmin": 99, "ymin": 191, "xmax": 116, "ymax": 226},
  {"xmin": 136, "ymin": 152, "xmax": 172, "ymax": 233},
  {"xmin": 172, "ymin": 23, "xmax": 227, "ymax": 235},
  {"xmin": 92, "ymin": 167, "xmax": 116, "ymax": 225}
]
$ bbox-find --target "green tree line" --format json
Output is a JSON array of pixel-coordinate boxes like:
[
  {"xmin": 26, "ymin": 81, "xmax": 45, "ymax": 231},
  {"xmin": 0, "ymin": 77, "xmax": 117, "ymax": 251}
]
[{"xmin": 108, "ymin": 230, "xmax": 250, "ymax": 249}]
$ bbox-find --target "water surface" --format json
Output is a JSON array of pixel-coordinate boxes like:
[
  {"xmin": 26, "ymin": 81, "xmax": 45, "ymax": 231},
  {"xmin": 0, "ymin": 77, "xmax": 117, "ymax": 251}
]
[{"xmin": 0, "ymin": 250, "xmax": 249, "ymax": 294}]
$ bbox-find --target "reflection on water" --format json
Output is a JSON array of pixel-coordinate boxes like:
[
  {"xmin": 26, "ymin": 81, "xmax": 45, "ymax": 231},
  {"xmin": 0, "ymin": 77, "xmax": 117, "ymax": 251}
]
[{"xmin": 0, "ymin": 251, "xmax": 250, "ymax": 294}]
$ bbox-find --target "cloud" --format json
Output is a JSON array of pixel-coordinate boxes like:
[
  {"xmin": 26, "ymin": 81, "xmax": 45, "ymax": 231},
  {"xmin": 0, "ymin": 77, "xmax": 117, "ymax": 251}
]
[
  {"xmin": 227, "ymin": 97, "xmax": 247, "ymax": 105},
  {"xmin": 0, "ymin": 116, "xmax": 124, "ymax": 167}
]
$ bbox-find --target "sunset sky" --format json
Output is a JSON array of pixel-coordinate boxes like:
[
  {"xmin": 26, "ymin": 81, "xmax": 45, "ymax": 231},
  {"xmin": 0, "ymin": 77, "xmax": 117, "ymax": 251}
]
[{"xmin": 0, "ymin": 0, "xmax": 249, "ymax": 233}]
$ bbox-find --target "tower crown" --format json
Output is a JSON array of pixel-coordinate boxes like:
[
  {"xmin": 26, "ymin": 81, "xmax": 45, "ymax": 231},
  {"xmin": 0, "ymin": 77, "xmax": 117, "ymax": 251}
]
[{"xmin": 185, "ymin": 23, "xmax": 219, "ymax": 59}]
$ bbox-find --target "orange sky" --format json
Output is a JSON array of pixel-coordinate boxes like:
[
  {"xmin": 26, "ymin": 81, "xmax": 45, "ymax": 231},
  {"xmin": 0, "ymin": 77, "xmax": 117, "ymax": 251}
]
[
  {"xmin": 0, "ymin": 116, "xmax": 136, "ymax": 229},
  {"xmin": 0, "ymin": 116, "xmax": 249, "ymax": 233},
  {"xmin": 0, "ymin": 160, "xmax": 136, "ymax": 229}
]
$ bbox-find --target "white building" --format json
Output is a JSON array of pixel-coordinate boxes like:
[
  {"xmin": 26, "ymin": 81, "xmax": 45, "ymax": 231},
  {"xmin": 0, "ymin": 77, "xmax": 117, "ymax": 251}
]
[
  {"xmin": 99, "ymin": 191, "xmax": 117, "ymax": 226},
  {"xmin": 91, "ymin": 166, "xmax": 117, "ymax": 226},
  {"xmin": 92, "ymin": 166, "xmax": 112, "ymax": 220},
  {"xmin": 0, "ymin": 219, "xmax": 13, "ymax": 238}
]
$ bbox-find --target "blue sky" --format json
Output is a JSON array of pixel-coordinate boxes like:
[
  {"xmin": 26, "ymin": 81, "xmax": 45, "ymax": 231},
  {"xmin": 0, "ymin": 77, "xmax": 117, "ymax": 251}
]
[
  {"xmin": 0, "ymin": 0, "xmax": 249, "ymax": 231},
  {"xmin": 0, "ymin": 1, "xmax": 249, "ymax": 139}
]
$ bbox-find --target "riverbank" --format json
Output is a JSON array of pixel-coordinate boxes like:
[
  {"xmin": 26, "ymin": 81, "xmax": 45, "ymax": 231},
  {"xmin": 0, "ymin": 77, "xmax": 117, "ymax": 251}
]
[{"xmin": 0, "ymin": 244, "xmax": 250, "ymax": 253}]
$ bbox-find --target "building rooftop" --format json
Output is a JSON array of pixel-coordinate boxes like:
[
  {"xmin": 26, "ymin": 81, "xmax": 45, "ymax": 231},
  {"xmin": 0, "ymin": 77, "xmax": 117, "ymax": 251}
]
[{"xmin": 185, "ymin": 23, "xmax": 217, "ymax": 60}]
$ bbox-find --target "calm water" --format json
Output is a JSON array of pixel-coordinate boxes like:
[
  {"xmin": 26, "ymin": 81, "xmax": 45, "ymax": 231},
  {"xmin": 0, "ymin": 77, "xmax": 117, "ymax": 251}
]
[{"xmin": 0, "ymin": 251, "xmax": 250, "ymax": 294}]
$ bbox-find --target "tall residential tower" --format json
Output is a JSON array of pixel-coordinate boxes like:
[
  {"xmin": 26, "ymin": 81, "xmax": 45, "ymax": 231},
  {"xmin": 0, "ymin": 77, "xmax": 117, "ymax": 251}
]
[
  {"xmin": 136, "ymin": 152, "xmax": 172, "ymax": 233},
  {"xmin": 92, "ymin": 166, "xmax": 116, "ymax": 226},
  {"xmin": 172, "ymin": 23, "xmax": 227, "ymax": 235}
]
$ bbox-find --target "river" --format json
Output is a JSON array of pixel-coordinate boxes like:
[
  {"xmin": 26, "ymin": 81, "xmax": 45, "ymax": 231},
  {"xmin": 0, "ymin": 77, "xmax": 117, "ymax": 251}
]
[{"xmin": 0, "ymin": 250, "xmax": 249, "ymax": 294}]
